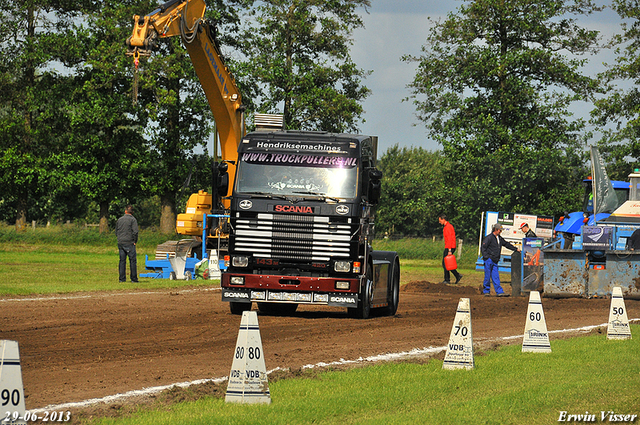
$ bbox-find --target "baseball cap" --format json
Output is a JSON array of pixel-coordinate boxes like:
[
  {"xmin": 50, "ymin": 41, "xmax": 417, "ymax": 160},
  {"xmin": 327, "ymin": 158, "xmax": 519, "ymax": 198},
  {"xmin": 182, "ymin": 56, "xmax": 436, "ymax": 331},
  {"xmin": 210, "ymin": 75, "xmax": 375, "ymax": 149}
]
[
  {"xmin": 492, "ymin": 223, "xmax": 503, "ymax": 231},
  {"xmin": 520, "ymin": 222, "xmax": 528, "ymax": 229}
]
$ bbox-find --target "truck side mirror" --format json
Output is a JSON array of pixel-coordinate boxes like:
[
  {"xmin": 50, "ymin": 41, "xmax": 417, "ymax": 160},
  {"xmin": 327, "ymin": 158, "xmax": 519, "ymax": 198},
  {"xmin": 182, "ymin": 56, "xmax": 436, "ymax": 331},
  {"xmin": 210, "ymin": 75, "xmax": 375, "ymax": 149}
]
[
  {"xmin": 216, "ymin": 162, "xmax": 229, "ymax": 198},
  {"xmin": 368, "ymin": 169, "xmax": 382, "ymax": 205}
]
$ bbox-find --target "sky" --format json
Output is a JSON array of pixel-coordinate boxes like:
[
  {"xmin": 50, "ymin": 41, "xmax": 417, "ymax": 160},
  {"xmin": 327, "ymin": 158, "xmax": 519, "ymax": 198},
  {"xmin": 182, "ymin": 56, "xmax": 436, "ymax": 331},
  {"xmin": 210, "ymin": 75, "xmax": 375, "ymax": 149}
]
[{"xmin": 349, "ymin": 0, "xmax": 626, "ymax": 157}]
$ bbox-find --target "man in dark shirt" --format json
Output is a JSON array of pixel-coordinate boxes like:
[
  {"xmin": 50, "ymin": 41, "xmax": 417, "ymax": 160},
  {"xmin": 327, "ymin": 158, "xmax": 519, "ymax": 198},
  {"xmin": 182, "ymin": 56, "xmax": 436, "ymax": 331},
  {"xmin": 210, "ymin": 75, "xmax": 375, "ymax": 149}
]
[
  {"xmin": 627, "ymin": 228, "xmax": 640, "ymax": 251},
  {"xmin": 116, "ymin": 205, "xmax": 139, "ymax": 283},
  {"xmin": 481, "ymin": 223, "xmax": 519, "ymax": 297},
  {"xmin": 519, "ymin": 223, "xmax": 536, "ymax": 238}
]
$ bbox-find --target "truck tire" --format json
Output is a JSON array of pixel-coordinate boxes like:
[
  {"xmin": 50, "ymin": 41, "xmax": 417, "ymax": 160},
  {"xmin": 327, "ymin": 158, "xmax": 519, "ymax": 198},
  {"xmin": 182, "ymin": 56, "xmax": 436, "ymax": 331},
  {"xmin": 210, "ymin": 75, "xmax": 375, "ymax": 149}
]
[
  {"xmin": 229, "ymin": 301, "xmax": 251, "ymax": 315},
  {"xmin": 349, "ymin": 264, "xmax": 373, "ymax": 319},
  {"xmin": 384, "ymin": 258, "xmax": 400, "ymax": 316}
]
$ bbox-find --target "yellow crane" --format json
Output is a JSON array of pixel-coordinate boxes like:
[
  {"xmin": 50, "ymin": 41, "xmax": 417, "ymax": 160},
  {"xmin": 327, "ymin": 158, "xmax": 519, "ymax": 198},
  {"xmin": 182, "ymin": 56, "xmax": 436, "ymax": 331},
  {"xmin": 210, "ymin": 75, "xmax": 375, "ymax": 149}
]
[{"xmin": 126, "ymin": 0, "xmax": 244, "ymax": 224}]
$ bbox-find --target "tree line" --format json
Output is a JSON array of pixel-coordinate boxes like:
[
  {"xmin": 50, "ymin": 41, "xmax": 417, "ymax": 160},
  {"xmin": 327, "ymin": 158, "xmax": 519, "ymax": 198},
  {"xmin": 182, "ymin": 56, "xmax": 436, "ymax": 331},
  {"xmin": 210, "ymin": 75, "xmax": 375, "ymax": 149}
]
[{"xmin": 3, "ymin": 0, "xmax": 640, "ymax": 242}]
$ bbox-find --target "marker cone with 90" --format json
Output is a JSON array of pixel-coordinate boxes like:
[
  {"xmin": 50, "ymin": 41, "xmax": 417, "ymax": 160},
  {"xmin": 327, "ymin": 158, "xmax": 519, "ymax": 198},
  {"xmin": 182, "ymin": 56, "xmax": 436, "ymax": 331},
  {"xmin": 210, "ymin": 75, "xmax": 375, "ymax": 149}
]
[{"xmin": 0, "ymin": 340, "xmax": 27, "ymax": 424}]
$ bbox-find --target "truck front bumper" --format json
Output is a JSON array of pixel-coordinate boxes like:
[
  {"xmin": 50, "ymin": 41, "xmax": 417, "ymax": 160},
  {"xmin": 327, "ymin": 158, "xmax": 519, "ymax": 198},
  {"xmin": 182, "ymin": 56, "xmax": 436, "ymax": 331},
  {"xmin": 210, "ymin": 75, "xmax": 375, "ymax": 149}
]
[{"xmin": 221, "ymin": 273, "xmax": 359, "ymax": 307}]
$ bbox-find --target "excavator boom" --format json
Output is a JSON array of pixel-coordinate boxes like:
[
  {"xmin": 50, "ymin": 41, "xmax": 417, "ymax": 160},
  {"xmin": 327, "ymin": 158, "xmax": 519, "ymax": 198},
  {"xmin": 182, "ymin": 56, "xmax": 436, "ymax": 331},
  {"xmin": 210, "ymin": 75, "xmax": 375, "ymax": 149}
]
[{"xmin": 126, "ymin": 0, "xmax": 244, "ymax": 210}]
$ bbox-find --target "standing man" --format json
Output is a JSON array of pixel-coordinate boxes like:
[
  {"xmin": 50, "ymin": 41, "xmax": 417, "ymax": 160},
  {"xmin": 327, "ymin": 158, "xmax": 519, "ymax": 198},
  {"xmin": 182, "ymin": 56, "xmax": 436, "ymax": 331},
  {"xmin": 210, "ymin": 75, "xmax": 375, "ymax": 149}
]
[
  {"xmin": 519, "ymin": 223, "xmax": 536, "ymax": 238},
  {"xmin": 627, "ymin": 228, "xmax": 640, "ymax": 250},
  {"xmin": 481, "ymin": 223, "xmax": 519, "ymax": 297},
  {"xmin": 438, "ymin": 214, "xmax": 462, "ymax": 284},
  {"xmin": 116, "ymin": 205, "xmax": 139, "ymax": 283}
]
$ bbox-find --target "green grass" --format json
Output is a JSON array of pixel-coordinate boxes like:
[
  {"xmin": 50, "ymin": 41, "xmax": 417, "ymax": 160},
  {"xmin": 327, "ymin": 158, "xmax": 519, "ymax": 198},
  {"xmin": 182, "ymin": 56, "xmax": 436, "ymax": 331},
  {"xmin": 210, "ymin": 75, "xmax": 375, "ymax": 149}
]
[
  {"xmin": 0, "ymin": 225, "xmax": 485, "ymax": 295},
  {"xmin": 0, "ymin": 224, "xmax": 213, "ymax": 295},
  {"xmin": 88, "ymin": 326, "xmax": 640, "ymax": 424}
]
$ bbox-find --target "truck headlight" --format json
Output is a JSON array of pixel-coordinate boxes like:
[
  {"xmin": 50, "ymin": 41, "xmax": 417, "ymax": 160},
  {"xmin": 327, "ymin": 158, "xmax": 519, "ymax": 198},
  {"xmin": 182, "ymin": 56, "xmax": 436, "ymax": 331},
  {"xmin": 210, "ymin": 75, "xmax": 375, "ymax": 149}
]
[
  {"xmin": 335, "ymin": 281, "xmax": 350, "ymax": 290},
  {"xmin": 230, "ymin": 276, "xmax": 245, "ymax": 285},
  {"xmin": 334, "ymin": 261, "xmax": 350, "ymax": 272},
  {"xmin": 232, "ymin": 256, "xmax": 249, "ymax": 267}
]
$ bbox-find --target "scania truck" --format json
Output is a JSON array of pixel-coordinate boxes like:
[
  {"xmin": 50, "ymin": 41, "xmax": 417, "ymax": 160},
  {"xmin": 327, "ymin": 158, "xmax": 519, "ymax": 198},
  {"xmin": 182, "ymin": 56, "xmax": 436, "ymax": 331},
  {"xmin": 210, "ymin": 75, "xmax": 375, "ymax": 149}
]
[{"xmin": 221, "ymin": 131, "xmax": 400, "ymax": 319}]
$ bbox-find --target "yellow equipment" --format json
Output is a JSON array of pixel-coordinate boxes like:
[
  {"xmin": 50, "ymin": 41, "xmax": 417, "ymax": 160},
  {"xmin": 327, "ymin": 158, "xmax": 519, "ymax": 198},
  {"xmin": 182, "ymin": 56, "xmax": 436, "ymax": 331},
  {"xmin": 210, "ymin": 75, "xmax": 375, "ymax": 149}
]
[{"xmin": 126, "ymin": 0, "xmax": 244, "ymax": 215}]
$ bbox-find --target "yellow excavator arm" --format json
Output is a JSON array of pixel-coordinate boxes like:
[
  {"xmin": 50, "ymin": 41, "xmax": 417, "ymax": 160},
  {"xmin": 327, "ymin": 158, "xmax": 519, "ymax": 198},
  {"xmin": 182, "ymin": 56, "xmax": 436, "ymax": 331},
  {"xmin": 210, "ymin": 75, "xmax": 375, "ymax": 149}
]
[{"xmin": 126, "ymin": 0, "xmax": 244, "ymax": 214}]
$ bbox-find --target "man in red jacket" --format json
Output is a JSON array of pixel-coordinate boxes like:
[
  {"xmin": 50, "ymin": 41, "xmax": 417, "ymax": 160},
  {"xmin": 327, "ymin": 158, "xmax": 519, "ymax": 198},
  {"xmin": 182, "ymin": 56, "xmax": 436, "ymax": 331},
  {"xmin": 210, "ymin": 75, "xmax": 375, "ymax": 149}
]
[{"xmin": 438, "ymin": 214, "xmax": 462, "ymax": 284}]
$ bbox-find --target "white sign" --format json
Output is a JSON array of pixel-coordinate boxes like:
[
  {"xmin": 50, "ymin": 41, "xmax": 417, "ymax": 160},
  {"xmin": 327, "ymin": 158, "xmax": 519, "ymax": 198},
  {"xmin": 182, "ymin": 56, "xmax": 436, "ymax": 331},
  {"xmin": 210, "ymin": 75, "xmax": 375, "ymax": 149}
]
[
  {"xmin": 225, "ymin": 311, "xmax": 271, "ymax": 404},
  {"xmin": 607, "ymin": 287, "xmax": 632, "ymax": 340},
  {"xmin": 0, "ymin": 340, "xmax": 26, "ymax": 425},
  {"xmin": 443, "ymin": 298, "xmax": 474, "ymax": 370},
  {"xmin": 522, "ymin": 291, "xmax": 551, "ymax": 353}
]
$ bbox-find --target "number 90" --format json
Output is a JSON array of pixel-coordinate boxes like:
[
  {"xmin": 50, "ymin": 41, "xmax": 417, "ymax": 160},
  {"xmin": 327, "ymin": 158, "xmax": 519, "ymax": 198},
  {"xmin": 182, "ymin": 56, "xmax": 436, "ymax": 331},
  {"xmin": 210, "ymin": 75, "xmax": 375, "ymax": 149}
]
[{"xmin": 1, "ymin": 388, "xmax": 20, "ymax": 406}]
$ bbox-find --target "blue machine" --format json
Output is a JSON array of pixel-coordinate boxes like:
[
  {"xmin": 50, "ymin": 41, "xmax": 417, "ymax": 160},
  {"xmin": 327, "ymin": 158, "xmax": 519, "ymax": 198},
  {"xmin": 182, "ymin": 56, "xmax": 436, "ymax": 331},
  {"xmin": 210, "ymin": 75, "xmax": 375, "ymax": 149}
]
[
  {"xmin": 554, "ymin": 179, "xmax": 630, "ymax": 249},
  {"xmin": 543, "ymin": 171, "xmax": 640, "ymax": 299},
  {"xmin": 141, "ymin": 213, "xmax": 228, "ymax": 279}
]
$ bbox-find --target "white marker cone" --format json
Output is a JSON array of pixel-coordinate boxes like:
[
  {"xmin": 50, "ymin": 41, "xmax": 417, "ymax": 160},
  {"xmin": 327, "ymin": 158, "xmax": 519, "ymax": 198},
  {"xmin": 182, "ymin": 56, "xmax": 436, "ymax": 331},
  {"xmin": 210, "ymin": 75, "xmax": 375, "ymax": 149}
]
[
  {"xmin": 0, "ymin": 340, "xmax": 27, "ymax": 424},
  {"xmin": 522, "ymin": 291, "xmax": 551, "ymax": 353},
  {"xmin": 607, "ymin": 286, "xmax": 632, "ymax": 340},
  {"xmin": 225, "ymin": 311, "xmax": 271, "ymax": 404},
  {"xmin": 443, "ymin": 298, "xmax": 474, "ymax": 370},
  {"xmin": 209, "ymin": 250, "xmax": 221, "ymax": 280}
]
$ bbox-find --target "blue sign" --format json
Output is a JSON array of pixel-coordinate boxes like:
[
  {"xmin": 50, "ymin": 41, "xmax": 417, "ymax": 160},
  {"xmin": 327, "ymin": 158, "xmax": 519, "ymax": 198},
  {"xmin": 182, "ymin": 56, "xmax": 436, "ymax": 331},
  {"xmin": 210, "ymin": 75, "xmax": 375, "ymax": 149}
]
[{"xmin": 582, "ymin": 226, "xmax": 612, "ymax": 250}]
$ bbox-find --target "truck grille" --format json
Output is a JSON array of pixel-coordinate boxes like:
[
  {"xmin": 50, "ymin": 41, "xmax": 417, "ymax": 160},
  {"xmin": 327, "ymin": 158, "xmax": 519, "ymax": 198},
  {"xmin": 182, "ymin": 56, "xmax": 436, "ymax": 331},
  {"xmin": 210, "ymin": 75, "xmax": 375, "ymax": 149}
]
[{"xmin": 232, "ymin": 213, "xmax": 354, "ymax": 261}]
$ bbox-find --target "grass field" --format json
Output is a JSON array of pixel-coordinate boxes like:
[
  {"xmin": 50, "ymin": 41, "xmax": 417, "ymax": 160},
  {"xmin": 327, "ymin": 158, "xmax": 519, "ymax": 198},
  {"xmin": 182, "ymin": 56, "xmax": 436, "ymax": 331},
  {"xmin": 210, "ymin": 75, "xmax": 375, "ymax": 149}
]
[
  {"xmin": 0, "ymin": 225, "xmax": 485, "ymax": 296},
  {"xmin": 86, "ymin": 326, "xmax": 640, "ymax": 425},
  {"xmin": 6, "ymin": 225, "xmax": 635, "ymax": 424}
]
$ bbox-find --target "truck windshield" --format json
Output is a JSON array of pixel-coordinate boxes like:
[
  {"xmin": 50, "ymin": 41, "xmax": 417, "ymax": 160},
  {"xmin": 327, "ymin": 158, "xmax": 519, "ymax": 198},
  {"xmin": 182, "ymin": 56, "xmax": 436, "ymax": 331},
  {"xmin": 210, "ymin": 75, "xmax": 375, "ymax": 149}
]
[{"xmin": 235, "ymin": 152, "xmax": 358, "ymax": 199}]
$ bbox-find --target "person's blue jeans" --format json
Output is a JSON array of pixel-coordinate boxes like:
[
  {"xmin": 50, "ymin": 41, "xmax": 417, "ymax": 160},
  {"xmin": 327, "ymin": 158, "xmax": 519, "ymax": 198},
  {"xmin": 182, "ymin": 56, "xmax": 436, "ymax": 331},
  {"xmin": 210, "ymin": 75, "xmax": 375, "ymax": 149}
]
[
  {"xmin": 118, "ymin": 243, "xmax": 138, "ymax": 282},
  {"xmin": 483, "ymin": 258, "xmax": 504, "ymax": 295}
]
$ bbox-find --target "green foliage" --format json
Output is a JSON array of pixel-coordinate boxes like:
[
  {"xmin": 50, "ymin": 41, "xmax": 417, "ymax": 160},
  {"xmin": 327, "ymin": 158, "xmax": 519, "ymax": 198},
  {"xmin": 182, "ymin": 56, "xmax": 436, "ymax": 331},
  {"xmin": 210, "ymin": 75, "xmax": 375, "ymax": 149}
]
[
  {"xmin": 591, "ymin": 0, "xmax": 640, "ymax": 179},
  {"xmin": 372, "ymin": 237, "xmax": 478, "ymax": 267},
  {"xmin": 376, "ymin": 145, "xmax": 452, "ymax": 237},
  {"xmin": 403, "ymin": 0, "xmax": 599, "ymax": 236},
  {"xmin": 235, "ymin": 0, "xmax": 371, "ymax": 132}
]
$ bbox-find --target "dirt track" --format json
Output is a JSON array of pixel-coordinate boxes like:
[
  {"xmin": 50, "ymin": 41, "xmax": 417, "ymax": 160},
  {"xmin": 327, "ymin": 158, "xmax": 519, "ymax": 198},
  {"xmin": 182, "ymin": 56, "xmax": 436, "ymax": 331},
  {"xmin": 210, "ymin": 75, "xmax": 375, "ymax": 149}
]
[{"xmin": 1, "ymin": 281, "xmax": 638, "ymax": 412}]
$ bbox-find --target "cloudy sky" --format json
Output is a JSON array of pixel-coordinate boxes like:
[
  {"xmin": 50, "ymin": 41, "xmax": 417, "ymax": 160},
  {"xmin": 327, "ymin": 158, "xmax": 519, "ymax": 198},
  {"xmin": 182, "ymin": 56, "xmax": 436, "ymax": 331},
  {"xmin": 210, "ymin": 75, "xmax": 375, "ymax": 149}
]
[{"xmin": 350, "ymin": 0, "xmax": 626, "ymax": 156}]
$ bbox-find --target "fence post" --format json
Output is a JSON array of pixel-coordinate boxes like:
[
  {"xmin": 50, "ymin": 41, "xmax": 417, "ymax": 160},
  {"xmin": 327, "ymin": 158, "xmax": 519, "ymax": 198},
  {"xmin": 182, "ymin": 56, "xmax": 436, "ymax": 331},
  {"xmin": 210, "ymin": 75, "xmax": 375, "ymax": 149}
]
[{"xmin": 457, "ymin": 239, "xmax": 463, "ymax": 259}]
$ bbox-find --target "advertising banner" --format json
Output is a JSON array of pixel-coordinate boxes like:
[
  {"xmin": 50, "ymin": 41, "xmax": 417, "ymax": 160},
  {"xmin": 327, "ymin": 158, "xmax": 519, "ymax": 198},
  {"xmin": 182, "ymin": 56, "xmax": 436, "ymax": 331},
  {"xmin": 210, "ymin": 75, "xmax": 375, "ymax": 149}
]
[
  {"xmin": 522, "ymin": 237, "xmax": 544, "ymax": 292},
  {"xmin": 582, "ymin": 226, "xmax": 612, "ymax": 250}
]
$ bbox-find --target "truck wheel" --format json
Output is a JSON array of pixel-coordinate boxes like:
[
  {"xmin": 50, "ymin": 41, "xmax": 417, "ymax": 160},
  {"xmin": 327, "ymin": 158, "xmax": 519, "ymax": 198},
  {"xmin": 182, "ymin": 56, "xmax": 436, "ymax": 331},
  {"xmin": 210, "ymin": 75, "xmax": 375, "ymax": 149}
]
[
  {"xmin": 229, "ymin": 302, "xmax": 251, "ymax": 315},
  {"xmin": 350, "ymin": 265, "xmax": 373, "ymax": 319},
  {"xmin": 384, "ymin": 258, "xmax": 400, "ymax": 316}
]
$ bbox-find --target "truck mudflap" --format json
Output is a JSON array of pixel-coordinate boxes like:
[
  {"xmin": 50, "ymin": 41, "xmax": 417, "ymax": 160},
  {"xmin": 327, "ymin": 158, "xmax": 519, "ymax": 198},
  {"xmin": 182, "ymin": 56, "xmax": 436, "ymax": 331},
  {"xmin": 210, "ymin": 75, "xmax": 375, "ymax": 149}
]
[{"xmin": 221, "ymin": 288, "xmax": 358, "ymax": 307}]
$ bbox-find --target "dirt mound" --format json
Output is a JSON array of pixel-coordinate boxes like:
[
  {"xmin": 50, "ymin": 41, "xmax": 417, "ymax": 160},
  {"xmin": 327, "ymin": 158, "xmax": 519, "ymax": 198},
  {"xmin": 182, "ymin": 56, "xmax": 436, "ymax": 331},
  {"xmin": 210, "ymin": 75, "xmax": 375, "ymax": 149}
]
[{"xmin": 403, "ymin": 280, "xmax": 479, "ymax": 296}]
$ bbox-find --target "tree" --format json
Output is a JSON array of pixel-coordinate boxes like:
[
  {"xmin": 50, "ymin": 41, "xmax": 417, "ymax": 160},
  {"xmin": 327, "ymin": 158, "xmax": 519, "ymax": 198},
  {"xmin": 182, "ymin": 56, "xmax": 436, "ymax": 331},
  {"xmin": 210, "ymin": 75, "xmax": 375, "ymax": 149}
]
[
  {"xmin": 236, "ymin": 0, "xmax": 371, "ymax": 132},
  {"xmin": 591, "ymin": 0, "xmax": 640, "ymax": 180},
  {"xmin": 61, "ymin": 0, "xmax": 152, "ymax": 233},
  {"xmin": 403, "ymin": 0, "xmax": 600, "ymax": 236},
  {"xmin": 0, "ymin": 0, "xmax": 92, "ymax": 229},
  {"xmin": 377, "ymin": 146, "xmax": 451, "ymax": 237}
]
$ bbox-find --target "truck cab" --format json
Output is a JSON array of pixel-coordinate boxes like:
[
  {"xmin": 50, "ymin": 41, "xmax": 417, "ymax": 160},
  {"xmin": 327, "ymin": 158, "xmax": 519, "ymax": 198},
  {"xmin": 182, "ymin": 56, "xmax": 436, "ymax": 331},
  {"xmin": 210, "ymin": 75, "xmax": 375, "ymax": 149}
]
[{"xmin": 221, "ymin": 131, "xmax": 400, "ymax": 318}]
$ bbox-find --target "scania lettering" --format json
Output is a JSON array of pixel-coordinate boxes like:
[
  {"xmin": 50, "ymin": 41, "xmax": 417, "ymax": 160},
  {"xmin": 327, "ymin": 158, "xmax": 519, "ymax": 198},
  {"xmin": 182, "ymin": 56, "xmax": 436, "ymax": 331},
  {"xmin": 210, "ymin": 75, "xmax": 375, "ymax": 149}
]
[
  {"xmin": 274, "ymin": 205, "xmax": 314, "ymax": 213},
  {"xmin": 222, "ymin": 133, "xmax": 400, "ymax": 318}
]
